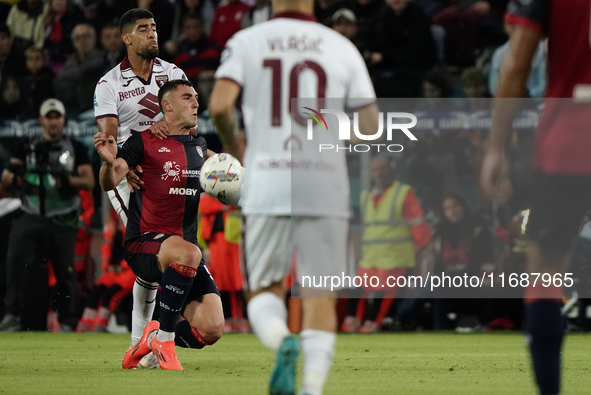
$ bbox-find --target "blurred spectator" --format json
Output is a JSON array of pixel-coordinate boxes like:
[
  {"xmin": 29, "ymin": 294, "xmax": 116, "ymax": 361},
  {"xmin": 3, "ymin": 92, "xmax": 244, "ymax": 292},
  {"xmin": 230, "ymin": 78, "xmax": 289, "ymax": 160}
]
[
  {"xmin": 433, "ymin": 0, "xmax": 508, "ymax": 67},
  {"xmin": 168, "ymin": 0, "xmax": 218, "ymax": 50},
  {"xmin": 5, "ymin": 0, "xmax": 44, "ymax": 53},
  {"xmin": 0, "ymin": 0, "xmax": 13, "ymax": 22},
  {"xmin": 132, "ymin": 0, "xmax": 175, "ymax": 47},
  {"xmin": 19, "ymin": 47, "xmax": 55, "ymax": 119},
  {"xmin": 342, "ymin": 156, "xmax": 430, "ymax": 333},
  {"xmin": 0, "ymin": 24, "xmax": 26, "ymax": 86},
  {"xmin": 428, "ymin": 194, "xmax": 494, "ymax": 330},
  {"xmin": 173, "ymin": 14, "xmax": 221, "ymax": 86},
  {"xmin": 349, "ymin": 0, "xmax": 383, "ymax": 61},
  {"xmin": 47, "ymin": 188, "xmax": 95, "ymax": 332},
  {"xmin": 422, "ymin": 66, "xmax": 453, "ymax": 102},
  {"xmin": 489, "ymin": 22, "xmax": 546, "ymax": 98},
  {"xmin": 54, "ymin": 23, "xmax": 105, "ymax": 116},
  {"xmin": 461, "ymin": 66, "xmax": 491, "ymax": 98},
  {"xmin": 242, "ymin": 0, "xmax": 272, "ymax": 28},
  {"xmin": 99, "ymin": 22, "xmax": 125, "ymax": 73},
  {"xmin": 0, "ymin": 77, "xmax": 26, "ymax": 119},
  {"xmin": 411, "ymin": 0, "xmax": 446, "ymax": 19},
  {"xmin": 314, "ymin": 0, "xmax": 346, "ymax": 26},
  {"xmin": 199, "ymin": 194, "xmax": 249, "ymax": 333},
  {"xmin": 0, "ymin": 98, "xmax": 95, "ymax": 332},
  {"xmin": 76, "ymin": 208, "xmax": 135, "ymax": 333},
  {"xmin": 87, "ymin": 0, "xmax": 133, "ymax": 32},
  {"xmin": 331, "ymin": 9, "xmax": 359, "ymax": 46},
  {"xmin": 43, "ymin": 0, "xmax": 86, "ymax": 74},
  {"xmin": 369, "ymin": 0, "xmax": 436, "ymax": 97},
  {"xmin": 209, "ymin": 0, "xmax": 249, "ymax": 48}
]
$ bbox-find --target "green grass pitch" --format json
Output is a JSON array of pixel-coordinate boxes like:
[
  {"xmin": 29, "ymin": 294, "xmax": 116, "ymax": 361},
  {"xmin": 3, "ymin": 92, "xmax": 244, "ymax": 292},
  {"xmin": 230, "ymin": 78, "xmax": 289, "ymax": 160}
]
[{"xmin": 0, "ymin": 332, "xmax": 590, "ymax": 394}]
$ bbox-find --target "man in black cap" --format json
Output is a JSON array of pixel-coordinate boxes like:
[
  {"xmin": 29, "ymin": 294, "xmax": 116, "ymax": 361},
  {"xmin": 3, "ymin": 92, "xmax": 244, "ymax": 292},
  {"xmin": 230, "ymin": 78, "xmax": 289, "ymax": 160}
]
[{"xmin": 0, "ymin": 98, "xmax": 95, "ymax": 332}]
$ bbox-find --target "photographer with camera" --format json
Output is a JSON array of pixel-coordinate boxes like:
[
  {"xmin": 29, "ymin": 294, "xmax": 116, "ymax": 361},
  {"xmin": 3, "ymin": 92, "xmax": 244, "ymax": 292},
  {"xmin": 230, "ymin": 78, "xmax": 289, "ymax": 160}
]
[{"xmin": 0, "ymin": 98, "xmax": 95, "ymax": 332}]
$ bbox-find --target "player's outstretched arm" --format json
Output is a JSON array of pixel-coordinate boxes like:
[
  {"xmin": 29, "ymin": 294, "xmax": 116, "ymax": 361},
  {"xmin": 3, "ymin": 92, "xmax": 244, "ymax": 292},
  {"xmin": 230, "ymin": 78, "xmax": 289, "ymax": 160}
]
[
  {"xmin": 209, "ymin": 78, "xmax": 242, "ymax": 161},
  {"xmin": 94, "ymin": 132, "xmax": 129, "ymax": 191}
]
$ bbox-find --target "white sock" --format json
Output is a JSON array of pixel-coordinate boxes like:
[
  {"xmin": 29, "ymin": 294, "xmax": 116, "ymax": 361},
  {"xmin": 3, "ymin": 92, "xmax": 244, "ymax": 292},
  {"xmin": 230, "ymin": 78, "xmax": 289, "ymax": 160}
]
[
  {"xmin": 299, "ymin": 329, "xmax": 336, "ymax": 395},
  {"xmin": 156, "ymin": 329, "xmax": 175, "ymax": 343},
  {"xmin": 130, "ymin": 279, "xmax": 158, "ymax": 345},
  {"xmin": 247, "ymin": 292, "xmax": 291, "ymax": 353},
  {"xmin": 147, "ymin": 330, "xmax": 158, "ymax": 349},
  {"xmin": 97, "ymin": 306, "xmax": 111, "ymax": 320},
  {"xmin": 81, "ymin": 308, "xmax": 97, "ymax": 320}
]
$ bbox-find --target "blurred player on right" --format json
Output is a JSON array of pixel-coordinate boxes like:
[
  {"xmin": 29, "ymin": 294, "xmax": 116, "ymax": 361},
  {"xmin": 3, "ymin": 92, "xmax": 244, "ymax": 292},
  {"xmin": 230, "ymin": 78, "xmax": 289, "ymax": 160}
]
[
  {"xmin": 482, "ymin": 1, "xmax": 591, "ymax": 394},
  {"xmin": 210, "ymin": 0, "xmax": 379, "ymax": 392}
]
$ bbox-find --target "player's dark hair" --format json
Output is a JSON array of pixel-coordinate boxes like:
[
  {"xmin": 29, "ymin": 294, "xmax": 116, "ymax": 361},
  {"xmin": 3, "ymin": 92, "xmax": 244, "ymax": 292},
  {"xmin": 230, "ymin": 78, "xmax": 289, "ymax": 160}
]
[
  {"xmin": 158, "ymin": 79, "xmax": 194, "ymax": 112},
  {"xmin": 120, "ymin": 9, "xmax": 155, "ymax": 33}
]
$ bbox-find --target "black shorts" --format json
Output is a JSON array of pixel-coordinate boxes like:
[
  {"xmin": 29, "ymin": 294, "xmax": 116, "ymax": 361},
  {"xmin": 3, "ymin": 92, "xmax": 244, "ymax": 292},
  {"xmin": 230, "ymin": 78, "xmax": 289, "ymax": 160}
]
[
  {"xmin": 124, "ymin": 233, "xmax": 220, "ymax": 301},
  {"xmin": 527, "ymin": 171, "xmax": 591, "ymax": 253}
]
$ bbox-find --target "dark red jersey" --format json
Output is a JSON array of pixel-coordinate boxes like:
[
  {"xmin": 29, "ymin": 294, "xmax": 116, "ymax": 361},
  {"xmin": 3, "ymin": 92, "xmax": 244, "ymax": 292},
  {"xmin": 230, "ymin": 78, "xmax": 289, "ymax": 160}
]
[
  {"xmin": 117, "ymin": 132, "xmax": 207, "ymax": 245},
  {"xmin": 506, "ymin": 0, "xmax": 591, "ymax": 174}
]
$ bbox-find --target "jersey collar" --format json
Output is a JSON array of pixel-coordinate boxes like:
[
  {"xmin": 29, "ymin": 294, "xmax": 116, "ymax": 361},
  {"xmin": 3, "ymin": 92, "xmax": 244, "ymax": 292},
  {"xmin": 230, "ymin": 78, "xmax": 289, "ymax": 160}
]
[
  {"xmin": 271, "ymin": 11, "xmax": 317, "ymax": 22},
  {"xmin": 119, "ymin": 56, "xmax": 165, "ymax": 85}
]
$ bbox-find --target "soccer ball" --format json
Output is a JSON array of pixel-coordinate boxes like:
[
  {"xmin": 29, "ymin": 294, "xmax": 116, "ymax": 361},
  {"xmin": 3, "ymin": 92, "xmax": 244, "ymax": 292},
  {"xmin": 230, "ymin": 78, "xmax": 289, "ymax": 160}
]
[{"xmin": 199, "ymin": 153, "xmax": 243, "ymax": 201}]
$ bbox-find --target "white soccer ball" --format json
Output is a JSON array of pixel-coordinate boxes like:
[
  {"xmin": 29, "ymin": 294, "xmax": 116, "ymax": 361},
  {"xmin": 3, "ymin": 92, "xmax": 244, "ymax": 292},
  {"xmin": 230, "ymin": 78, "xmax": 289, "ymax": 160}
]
[{"xmin": 199, "ymin": 153, "xmax": 243, "ymax": 201}]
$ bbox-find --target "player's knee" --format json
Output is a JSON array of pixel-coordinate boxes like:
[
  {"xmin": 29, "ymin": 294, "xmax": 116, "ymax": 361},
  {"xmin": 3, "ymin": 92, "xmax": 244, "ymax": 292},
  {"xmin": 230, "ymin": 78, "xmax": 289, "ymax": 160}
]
[
  {"xmin": 178, "ymin": 244, "xmax": 202, "ymax": 268},
  {"xmin": 200, "ymin": 319, "xmax": 224, "ymax": 344}
]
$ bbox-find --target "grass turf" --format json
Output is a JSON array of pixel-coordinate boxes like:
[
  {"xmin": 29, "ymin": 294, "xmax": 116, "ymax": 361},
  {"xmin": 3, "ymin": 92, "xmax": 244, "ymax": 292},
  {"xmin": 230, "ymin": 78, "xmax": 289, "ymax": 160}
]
[{"xmin": 0, "ymin": 332, "xmax": 590, "ymax": 394}]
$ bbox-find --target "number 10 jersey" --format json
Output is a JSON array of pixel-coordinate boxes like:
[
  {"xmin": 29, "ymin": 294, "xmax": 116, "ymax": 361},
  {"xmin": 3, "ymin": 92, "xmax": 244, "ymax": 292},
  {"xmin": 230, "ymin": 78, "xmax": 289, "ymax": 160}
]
[{"xmin": 215, "ymin": 13, "xmax": 376, "ymax": 217}]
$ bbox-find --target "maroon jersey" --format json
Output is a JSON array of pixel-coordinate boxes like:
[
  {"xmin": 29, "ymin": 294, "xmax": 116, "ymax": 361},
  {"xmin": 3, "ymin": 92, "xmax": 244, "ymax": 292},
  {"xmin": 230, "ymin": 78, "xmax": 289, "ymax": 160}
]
[
  {"xmin": 117, "ymin": 132, "xmax": 207, "ymax": 245},
  {"xmin": 506, "ymin": 0, "xmax": 591, "ymax": 174}
]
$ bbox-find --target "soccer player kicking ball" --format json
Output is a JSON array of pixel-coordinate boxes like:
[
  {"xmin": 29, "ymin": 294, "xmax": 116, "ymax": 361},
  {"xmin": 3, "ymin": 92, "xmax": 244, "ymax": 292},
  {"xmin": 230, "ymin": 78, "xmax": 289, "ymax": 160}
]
[
  {"xmin": 94, "ymin": 8, "xmax": 190, "ymax": 357},
  {"xmin": 95, "ymin": 80, "xmax": 224, "ymax": 370}
]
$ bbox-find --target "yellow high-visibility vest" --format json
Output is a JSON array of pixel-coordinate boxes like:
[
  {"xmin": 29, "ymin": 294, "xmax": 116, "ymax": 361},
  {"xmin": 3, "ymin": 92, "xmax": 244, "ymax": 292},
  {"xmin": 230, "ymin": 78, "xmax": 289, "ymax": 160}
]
[
  {"xmin": 224, "ymin": 209, "xmax": 242, "ymax": 245},
  {"xmin": 359, "ymin": 181, "xmax": 415, "ymax": 269}
]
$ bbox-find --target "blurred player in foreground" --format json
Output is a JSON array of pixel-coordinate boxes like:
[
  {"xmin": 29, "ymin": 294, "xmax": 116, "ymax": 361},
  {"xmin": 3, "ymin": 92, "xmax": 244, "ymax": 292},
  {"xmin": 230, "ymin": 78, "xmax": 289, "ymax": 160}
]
[
  {"xmin": 210, "ymin": 0, "xmax": 379, "ymax": 392},
  {"xmin": 482, "ymin": 1, "xmax": 591, "ymax": 393},
  {"xmin": 95, "ymin": 80, "xmax": 224, "ymax": 370}
]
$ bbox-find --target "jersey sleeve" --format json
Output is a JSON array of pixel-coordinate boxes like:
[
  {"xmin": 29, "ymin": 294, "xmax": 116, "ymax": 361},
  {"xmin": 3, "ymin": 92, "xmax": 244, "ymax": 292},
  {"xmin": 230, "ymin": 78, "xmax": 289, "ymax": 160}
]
[
  {"xmin": 344, "ymin": 40, "xmax": 377, "ymax": 110},
  {"xmin": 116, "ymin": 133, "xmax": 144, "ymax": 168},
  {"xmin": 214, "ymin": 34, "xmax": 247, "ymax": 86},
  {"xmin": 170, "ymin": 64, "xmax": 188, "ymax": 81},
  {"xmin": 94, "ymin": 77, "xmax": 119, "ymax": 119},
  {"xmin": 505, "ymin": 0, "xmax": 550, "ymax": 33}
]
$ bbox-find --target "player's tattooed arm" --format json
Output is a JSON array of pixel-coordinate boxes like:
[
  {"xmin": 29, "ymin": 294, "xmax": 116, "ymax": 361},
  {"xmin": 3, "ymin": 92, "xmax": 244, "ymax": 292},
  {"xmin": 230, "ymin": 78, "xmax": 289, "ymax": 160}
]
[{"xmin": 94, "ymin": 132, "xmax": 129, "ymax": 191}]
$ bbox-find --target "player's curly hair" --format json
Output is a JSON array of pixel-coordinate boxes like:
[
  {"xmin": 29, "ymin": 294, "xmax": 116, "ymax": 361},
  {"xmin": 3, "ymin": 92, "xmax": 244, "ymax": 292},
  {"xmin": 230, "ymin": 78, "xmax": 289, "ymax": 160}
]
[
  {"xmin": 158, "ymin": 79, "xmax": 194, "ymax": 112},
  {"xmin": 120, "ymin": 8, "xmax": 155, "ymax": 33}
]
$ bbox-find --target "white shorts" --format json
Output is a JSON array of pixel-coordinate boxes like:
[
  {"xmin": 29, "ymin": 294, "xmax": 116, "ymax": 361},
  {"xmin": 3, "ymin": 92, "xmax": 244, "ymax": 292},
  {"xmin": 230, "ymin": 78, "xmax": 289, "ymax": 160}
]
[
  {"xmin": 243, "ymin": 215, "xmax": 351, "ymax": 292},
  {"xmin": 107, "ymin": 177, "xmax": 130, "ymax": 226}
]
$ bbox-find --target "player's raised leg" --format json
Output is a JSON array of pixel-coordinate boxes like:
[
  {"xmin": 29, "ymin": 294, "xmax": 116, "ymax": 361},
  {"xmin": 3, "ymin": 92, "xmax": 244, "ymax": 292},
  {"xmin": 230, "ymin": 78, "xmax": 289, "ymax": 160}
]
[{"xmin": 123, "ymin": 235, "xmax": 202, "ymax": 370}]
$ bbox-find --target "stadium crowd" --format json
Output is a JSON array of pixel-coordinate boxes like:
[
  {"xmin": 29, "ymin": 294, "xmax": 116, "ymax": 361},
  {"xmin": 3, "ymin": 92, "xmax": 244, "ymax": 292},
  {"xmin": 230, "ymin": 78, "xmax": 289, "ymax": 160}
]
[{"xmin": 1, "ymin": 0, "xmax": 587, "ymax": 336}]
